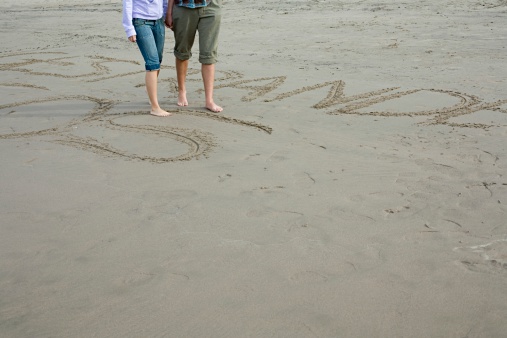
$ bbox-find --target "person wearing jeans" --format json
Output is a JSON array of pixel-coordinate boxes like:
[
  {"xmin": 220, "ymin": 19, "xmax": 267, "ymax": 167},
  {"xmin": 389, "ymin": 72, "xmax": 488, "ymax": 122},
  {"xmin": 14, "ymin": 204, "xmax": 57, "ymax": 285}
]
[{"xmin": 123, "ymin": 0, "xmax": 171, "ymax": 117}]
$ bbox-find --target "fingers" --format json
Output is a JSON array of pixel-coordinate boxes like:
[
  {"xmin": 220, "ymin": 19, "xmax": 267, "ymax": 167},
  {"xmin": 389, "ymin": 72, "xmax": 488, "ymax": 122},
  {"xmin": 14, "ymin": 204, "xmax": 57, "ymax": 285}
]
[
  {"xmin": 128, "ymin": 35, "xmax": 137, "ymax": 43},
  {"xmin": 165, "ymin": 16, "xmax": 174, "ymax": 30}
]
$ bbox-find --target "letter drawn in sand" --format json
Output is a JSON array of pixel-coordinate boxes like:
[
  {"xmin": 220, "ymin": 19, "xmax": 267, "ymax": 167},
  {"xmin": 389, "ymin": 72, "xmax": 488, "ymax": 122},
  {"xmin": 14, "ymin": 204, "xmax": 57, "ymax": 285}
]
[
  {"xmin": 214, "ymin": 76, "xmax": 287, "ymax": 102},
  {"xmin": 0, "ymin": 52, "xmax": 273, "ymax": 163},
  {"xmin": 1, "ymin": 50, "xmax": 506, "ymax": 164}
]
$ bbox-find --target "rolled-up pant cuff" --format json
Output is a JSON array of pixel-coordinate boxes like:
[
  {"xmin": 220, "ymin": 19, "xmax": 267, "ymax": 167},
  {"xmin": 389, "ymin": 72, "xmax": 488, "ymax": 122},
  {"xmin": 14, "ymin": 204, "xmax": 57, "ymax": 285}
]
[{"xmin": 145, "ymin": 63, "xmax": 161, "ymax": 71}]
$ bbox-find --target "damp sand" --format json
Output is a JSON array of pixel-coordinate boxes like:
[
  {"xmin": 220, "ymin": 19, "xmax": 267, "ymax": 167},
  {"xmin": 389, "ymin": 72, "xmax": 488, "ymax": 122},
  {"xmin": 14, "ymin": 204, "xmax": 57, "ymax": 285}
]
[{"xmin": 1, "ymin": 0, "xmax": 507, "ymax": 337}]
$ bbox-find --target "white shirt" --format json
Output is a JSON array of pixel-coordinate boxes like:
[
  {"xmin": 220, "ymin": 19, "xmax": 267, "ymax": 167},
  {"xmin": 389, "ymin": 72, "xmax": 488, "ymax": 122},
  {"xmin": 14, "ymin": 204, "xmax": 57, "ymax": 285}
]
[{"xmin": 122, "ymin": 0, "xmax": 168, "ymax": 38}]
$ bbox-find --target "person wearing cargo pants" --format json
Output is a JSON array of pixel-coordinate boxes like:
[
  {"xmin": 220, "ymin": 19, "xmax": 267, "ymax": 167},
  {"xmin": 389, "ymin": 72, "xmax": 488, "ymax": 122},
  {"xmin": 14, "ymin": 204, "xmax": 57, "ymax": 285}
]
[{"xmin": 165, "ymin": 0, "xmax": 223, "ymax": 113}]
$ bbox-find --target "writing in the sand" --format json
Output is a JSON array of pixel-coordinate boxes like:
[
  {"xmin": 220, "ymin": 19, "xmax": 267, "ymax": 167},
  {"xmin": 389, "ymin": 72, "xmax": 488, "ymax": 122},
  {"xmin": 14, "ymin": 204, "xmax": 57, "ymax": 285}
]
[
  {"xmin": 212, "ymin": 75, "xmax": 507, "ymax": 129},
  {"xmin": 1, "ymin": 52, "xmax": 506, "ymax": 163}
]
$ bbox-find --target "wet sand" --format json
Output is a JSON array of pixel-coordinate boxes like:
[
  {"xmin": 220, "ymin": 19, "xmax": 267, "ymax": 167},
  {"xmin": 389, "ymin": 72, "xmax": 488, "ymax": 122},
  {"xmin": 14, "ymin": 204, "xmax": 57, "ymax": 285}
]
[{"xmin": 1, "ymin": 0, "xmax": 507, "ymax": 337}]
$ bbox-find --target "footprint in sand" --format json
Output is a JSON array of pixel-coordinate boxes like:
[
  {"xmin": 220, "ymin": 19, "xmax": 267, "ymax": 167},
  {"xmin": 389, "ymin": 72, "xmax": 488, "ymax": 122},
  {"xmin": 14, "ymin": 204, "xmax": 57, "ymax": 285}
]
[
  {"xmin": 290, "ymin": 270, "xmax": 329, "ymax": 283},
  {"xmin": 455, "ymin": 239, "xmax": 507, "ymax": 275},
  {"xmin": 218, "ymin": 173, "xmax": 232, "ymax": 182},
  {"xmin": 115, "ymin": 270, "xmax": 158, "ymax": 288},
  {"xmin": 414, "ymin": 158, "xmax": 461, "ymax": 177}
]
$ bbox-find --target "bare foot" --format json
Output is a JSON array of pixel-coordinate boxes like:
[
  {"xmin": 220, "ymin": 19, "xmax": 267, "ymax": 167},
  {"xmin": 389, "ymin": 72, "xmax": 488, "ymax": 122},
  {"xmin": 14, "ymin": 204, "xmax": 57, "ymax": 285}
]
[
  {"xmin": 178, "ymin": 92, "xmax": 188, "ymax": 107},
  {"xmin": 206, "ymin": 102, "xmax": 223, "ymax": 113},
  {"xmin": 150, "ymin": 108, "xmax": 172, "ymax": 117}
]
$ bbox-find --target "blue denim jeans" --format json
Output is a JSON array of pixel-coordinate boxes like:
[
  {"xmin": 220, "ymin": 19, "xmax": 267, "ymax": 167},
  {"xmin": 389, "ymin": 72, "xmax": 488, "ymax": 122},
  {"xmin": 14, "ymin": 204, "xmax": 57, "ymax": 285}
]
[{"xmin": 133, "ymin": 18, "xmax": 165, "ymax": 71}]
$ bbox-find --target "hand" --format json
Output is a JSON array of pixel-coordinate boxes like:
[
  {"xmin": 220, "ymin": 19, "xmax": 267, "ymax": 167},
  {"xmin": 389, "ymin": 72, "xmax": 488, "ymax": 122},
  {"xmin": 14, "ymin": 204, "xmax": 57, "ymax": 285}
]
[
  {"xmin": 165, "ymin": 15, "xmax": 173, "ymax": 30},
  {"xmin": 128, "ymin": 35, "xmax": 137, "ymax": 42}
]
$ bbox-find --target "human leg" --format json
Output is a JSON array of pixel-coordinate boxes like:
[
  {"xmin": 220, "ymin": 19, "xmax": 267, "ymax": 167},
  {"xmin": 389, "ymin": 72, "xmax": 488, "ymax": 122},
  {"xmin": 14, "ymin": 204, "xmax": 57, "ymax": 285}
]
[
  {"xmin": 198, "ymin": 1, "xmax": 221, "ymax": 65},
  {"xmin": 202, "ymin": 63, "xmax": 222, "ymax": 112},
  {"xmin": 134, "ymin": 18, "xmax": 170, "ymax": 116},
  {"xmin": 172, "ymin": 6, "xmax": 198, "ymax": 107},
  {"xmin": 146, "ymin": 70, "xmax": 171, "ymax": 116},
  {"xmin": 198, "ymin": 1, "xmax": 222, "ymax": 112},
  {"xmin": 175, "ymin": 58, "xmax": 189, "ymax": 106},
  {"xmin": 150, "ymin": 19, "xmax": 170, "ymax": 116}
]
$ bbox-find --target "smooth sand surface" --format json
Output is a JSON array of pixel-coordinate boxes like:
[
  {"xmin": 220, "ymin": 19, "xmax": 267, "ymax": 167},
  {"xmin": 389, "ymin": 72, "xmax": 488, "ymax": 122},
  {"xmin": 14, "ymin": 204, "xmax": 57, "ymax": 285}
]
[{"xmin": 1, "ymin": 0, "xmax": 507, "ymax": 337}]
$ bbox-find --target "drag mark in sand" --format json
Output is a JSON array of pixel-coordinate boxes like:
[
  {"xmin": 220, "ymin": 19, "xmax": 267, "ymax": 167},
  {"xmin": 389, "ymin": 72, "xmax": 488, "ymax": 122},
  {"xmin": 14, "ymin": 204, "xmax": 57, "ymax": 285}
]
[
  {"xmin": 0, "ymin": 52, "xmax": 141, "ymax": 81},
  {"xmin": 0, "ymin": 94, "xmax": 271, "ymax": 162},
  {"xmin": 0, "ymin": 50, "xmax": 273, "ymax": 162},
  {"xmin": 0, "ymin": 82, "xmax": 49, "ymax": 91},
  {"xmin": 2, "ymin": 50, "xmax": 506, "ymax": 163},
  {"xmin": 0, "ymin": 96, "xmax": 209, "ymax": 162},
  {"xmin": 3, "ymin": 51, "xmax": 506, "ymax": 130},
  {"xmin": 0, "ymin": 95, "xmax": 114, "ymax": 139},
  {"xmin": 213, "ymin": 76, "xmax": 287, "ymax": 102},
  {"xmin": 178, "ymin": 109, "xmax": 272, "ymax": 134},
  {"xmin": 214, "ymin": 73, "xmax": 506, "ymax": 129},
  {"xmin": 0, "ymin": 99, "xmax": 214, "ymax": 162},
  {"xmin": 102, "ymin": 111, "xmax": 214, "ymax": 162},
  {"xmin": 52, "ymin": 131, "xmax": 209, "ymax": 163}
]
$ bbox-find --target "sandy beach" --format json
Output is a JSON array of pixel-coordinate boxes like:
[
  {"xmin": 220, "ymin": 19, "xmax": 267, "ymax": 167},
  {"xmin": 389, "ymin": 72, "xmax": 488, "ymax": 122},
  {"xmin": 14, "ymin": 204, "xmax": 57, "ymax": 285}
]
[{"xmin": 1, "ymin": 0, "xmax": 507, "ymax": 336}]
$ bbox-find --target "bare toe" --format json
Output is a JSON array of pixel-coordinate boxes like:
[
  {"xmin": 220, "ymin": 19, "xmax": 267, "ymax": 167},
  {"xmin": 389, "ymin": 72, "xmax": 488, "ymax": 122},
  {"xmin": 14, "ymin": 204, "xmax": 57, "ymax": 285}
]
[
  {"xmin": 178, "ymin": 93, "xmax": 188, "ymax": 107},
  {"xmin": 150, "ymin": 109, "xmax": 172, "ymax": 117},
  {"xmin": 206, "ymin": 103, "xmax": 223, "ymax": 113}
]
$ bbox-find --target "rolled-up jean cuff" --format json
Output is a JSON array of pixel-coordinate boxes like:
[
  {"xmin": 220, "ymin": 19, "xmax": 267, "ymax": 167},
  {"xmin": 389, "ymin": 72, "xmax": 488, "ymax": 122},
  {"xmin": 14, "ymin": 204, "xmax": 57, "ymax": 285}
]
[
  {"xmin": 133, "ymin": 17, "xmax": 165, "ymax": 72},
  {"xmin": 145, "ymin": 64, "xmax": 160, "ymax": 71}
]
